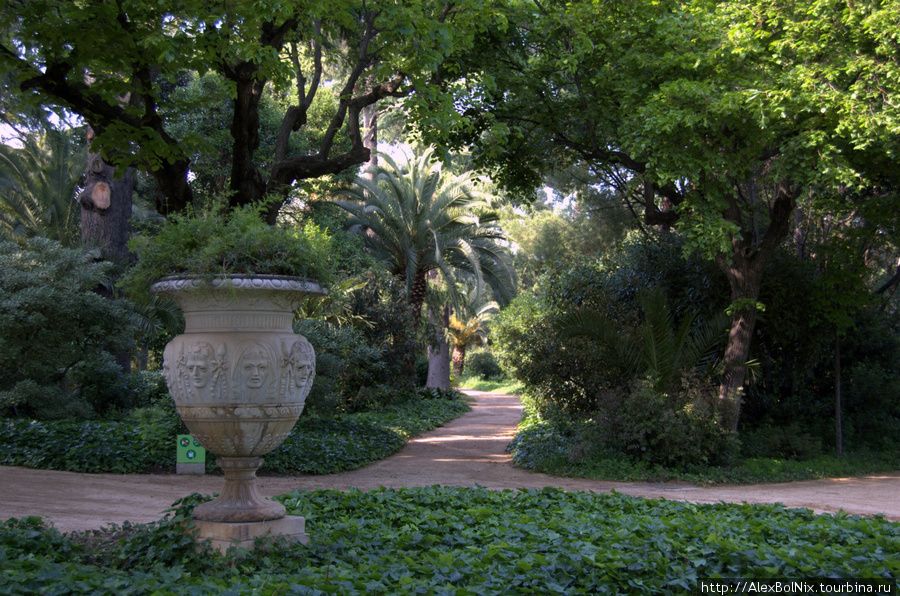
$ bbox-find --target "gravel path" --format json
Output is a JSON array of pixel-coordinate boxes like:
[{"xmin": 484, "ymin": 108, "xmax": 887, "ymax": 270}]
[{"xmin": 2, "ymin": 390, "xmax": 898, "ymax": 533}]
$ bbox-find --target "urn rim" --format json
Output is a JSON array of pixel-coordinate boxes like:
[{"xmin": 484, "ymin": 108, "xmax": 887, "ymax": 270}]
[{"xmin": 149, "ymin": 274, "xmax": 327, "ymax": 297}]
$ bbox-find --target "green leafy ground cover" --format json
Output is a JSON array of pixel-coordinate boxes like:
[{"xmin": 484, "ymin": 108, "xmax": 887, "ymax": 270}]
[
  {"xmin": 0, "ymin": 398, "xmax": 469, "ymax": 476},
  {"xmin": 1, "ymin": 487, "xmax": 897, "ymax": 594},
  {"xmin": 508, "ymin": 418, "xmax": 900, "ymax": 485}
]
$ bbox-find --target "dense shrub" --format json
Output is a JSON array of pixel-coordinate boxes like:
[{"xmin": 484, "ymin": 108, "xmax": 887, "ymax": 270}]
[
  {"xmin": 465, "ymin": 350, "xmax": 504, "ymax": 381},
  {"xmin": 740, "ymin": 423, "xmax": 824, "ymax": 460},
  {"xmin": 494, "ymin": 235, "xmax": 728, "ymax": 422},
  {"xmin": 600, "ymin": 376, "xmax": 739, "ymax": 467},
  {"xmin": 494, "ymin": 293, "xmax": 618, "ymax": 419},
  {"xmin": 0, "ymin": 238, "xmax": 138, "ymax": 419},
  {"xmin": 293, "ymin": 320, "xmax": 384, "ymax": 414},
  {"xmin": 291, "ymin": 268, "xmax": 423, "ymax": 414},
  {"xmin": 741, "ymin": 306, "xmax": 900, "ymax": 452},
  {"xmin": 122, "ymin": 204, "xmax": 334, "ymax": 299},
  {"xmin": 347, "ymin": 268, "xmax": 422, "ymax": 391},
  {"xmin": 512, "ymin": 374, "xmax": 737, "ymax": 469}
]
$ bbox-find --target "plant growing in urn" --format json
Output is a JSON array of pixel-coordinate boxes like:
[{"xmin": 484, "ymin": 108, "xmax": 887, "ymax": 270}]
[{"xmin": 125, "ymin": 206, "xmax": 331, "ymax": 525}]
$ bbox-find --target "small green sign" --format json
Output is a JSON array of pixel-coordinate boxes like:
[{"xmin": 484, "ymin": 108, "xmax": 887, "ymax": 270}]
[{"xmin": 176, "ymin": 435, "xmax": 206, "ymax": 464}]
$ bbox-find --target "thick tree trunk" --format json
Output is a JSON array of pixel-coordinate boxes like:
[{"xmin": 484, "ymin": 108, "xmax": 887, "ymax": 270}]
[
  {"xmin": 80, "ymin": 133, "xmax": 136, "ymax": 374},
  {"xmin": 80, "ymin": 146, "xmax": 135, "ymax": 264},
  {"xmin": 426, "ymin": 305, "xmax": 451, "ymax": 390},
  {"xmin": 451, "ymin": 345, "xmax": 466, "ymax": 377},
  {"xmin": 715, "ymin": 187, "xmax": 797, "ymax": 430},
  {"xmin": 717, "ymin": 295, "xmax": 760, "ymax": 430},
  {"xmin": 408, "ymin": 269, "xmax": 429, "ymax": 329}
]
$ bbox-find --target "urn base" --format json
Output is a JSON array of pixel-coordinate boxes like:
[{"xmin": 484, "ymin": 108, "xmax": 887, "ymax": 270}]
[{"xmin": 193, "ymin": 457, "xmax": 285, "ymax": 522}]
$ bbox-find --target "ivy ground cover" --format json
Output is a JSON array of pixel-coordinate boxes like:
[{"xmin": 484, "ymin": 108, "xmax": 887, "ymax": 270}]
[
  {"xmin": 2, "ymin": 487, "xmax": 897, "ymax": 594},
  {"xmin": 0, "ymin": 398, "xmax": 469, "ymax": 476}
]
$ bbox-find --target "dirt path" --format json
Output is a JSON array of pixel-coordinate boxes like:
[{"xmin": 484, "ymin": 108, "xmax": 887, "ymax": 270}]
[{"xmin": 2, "ymin": 390, "xmax": 898, "ymax": 533}]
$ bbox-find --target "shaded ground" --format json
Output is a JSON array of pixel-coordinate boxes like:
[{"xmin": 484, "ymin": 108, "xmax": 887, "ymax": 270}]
[{"xmin": 2, "ymin": 390, "xmax": 898, "ymax": 533}]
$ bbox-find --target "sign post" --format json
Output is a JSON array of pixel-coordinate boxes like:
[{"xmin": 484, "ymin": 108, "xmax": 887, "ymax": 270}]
[{"xmin": 176, "ymin": 435, "xmax": 206, "ymax": 475}]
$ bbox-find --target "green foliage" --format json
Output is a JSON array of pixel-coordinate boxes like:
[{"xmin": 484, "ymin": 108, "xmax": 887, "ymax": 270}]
[
  {"xmin": 741, "ymin": 297, "xmax": 900, "ymax": 453},
  {"xmin": 123, "ymin": 204, "xmax": 333, "ymax": 299},
  {"xmin": 455, "ymin": 376, "xmax": 524, "ymax": 394},
  {"xmin": 333, "ymin": 146, "xmax": 517, "ymax": 322},
  {"xmin": 345, "ymin": 268, "xmax": 424, "ymax": 391},
  {"xmin": 494, "ymin": 236, "xmax": 728, "ymax": 421},
  {"xmin": 1, "ymin": 0, "xmax": 500, "ymax": 215},
  {"xmin": 0, "ymin": 238, "xmax": 137, "ymax": 419},
  {"xmin": 510, "ymin": 416, "xmax": 900, "ymax": 486},
  {"xmin": 741, "ymin": 423, "xmax": 824, "ymax": 461},
  {"xmin": 0, "ymin": 128, "xmax": 83, "ymax": 247},
  {"xmin": 605, "ymin": 376, "xmax": 739, "ymax": 467},
  {"xmin": 3, "ymin": 487, "xmax": 900, "ymax": 594},
  {"xmin": 294, "ymin": 320, "xmax": 385, "ymax": 415},
  {"xmin": 510, "ymin": 374, "xmax": 738, "ymax": 470},
  {"xmin": 294, "ymin": 268, "xmax": 424, "ymax": 414},
  {"xmin": 494, "ymin": 292, "xmax": 607, "ymax": 419},
  {"xmin": 0, "ymin": 398, "xmax": 468, "ymax": 475},
  {"xmin": 465, "ymin": 350, "xmax": 505, "ymax": 381},
  {"xmin": 557, "ymin": 286, "xmax": 729, "ymax": 394},
  {"xmin": 498, "ymin": 176, "xmax": 635, "ymax": 290}
]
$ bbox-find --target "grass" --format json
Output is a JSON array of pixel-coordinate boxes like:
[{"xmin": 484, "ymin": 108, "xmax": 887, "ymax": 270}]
[
  {"xmin": 2, "ymin": 487, "xmax": 897, "ymax": 594},
  {"xmin": 455, "ymin": 374, "xmax": 525, "ymax": 395}
]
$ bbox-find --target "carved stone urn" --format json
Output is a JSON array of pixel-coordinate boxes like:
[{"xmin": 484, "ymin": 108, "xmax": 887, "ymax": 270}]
[{"xmin": 151, "ymin": 275, "xmax": 325, "ymax": 523}]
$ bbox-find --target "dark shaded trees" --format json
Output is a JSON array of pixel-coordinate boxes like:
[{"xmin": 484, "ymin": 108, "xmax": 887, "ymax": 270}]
[{"xmin": 1, "ymin": 0, "xmax": 498, "ymax": 220}]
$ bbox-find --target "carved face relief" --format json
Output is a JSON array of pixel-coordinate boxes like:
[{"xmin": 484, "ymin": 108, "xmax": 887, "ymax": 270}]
[
  {"xmin": 290, "ymin": 346, "xmax": 314, "ymax": 388},
  {"xmin": 279, "ymin": 338, "xmax": 315, "ymax": 403},
  {"xmin": 239, "ymin": 345, "xmax": 270, "ymax": 389},
  {"xmin": 185, "ymin": 343, "xmax": 214, "ymax": 388}
]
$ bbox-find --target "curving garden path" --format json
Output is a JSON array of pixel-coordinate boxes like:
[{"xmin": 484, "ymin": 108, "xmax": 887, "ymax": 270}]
[{"xmin": 1, "ymin": 389, "xmax": 899, "ymax": 533}]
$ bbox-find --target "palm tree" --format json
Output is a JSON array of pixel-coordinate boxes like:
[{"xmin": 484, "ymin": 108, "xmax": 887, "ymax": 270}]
[
  {"xmin": 0, "ymin": 129, "xmax": 83, "ymax": 247},
  {"xmin": 448, "ymin": 302, "xmax": 498, "ymax": 376},
  {"xmin": 333, "ymin": 146, "xmax": 515, "ymax": 329},
  {"xmin": 556, "ymin": 286, "xmax": 728, "ymax": 393}
]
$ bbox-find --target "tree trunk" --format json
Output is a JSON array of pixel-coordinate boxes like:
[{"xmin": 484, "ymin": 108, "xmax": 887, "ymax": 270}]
[
  {"xmin": 362, "ymin": 101, "xmax": 378, "ymax": 179},
  {"xmin": 718, "ymin": 297, "xmax": 759, "ymax": 430},
  {"xmin": 716, "ymin": 236, "xmax": 766, "ymax": 430},
  {"xmin": 79, "ymin": 132, "xmax": 136, "ymax": 374},
  {"xmin": 426, "ymin": 305, "xmax": 451, "ymax": 390},
  {"xmin": 408, "ymin": 269, "xmax": 428, "ymax": 329},
  {"xmin": 79, "ymin": 142, "xmax": 135, "ymax": 264},
  {"xmin": 451, "ymin": 344, "xmax": 466, "ymax": 377},
  {"xmin": 834, "ymin": 328, "xmax": 843, "ymax": 457},
  {"xmin": 715, "ymin": 187, "xmax": 797, "ymax": 430}
]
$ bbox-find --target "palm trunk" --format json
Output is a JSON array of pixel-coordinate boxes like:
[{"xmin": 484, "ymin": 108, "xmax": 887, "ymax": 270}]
[
  {"xmin": 408, "ymin": 269, "xmax": 428, "ymax": 329},
  {"xmin": 426, "ymin": 305, "xmax": 451, "ymax": 390},
  {"xmin": 451, "ymin": 345, "xmax": 466, "ymax": 376}
]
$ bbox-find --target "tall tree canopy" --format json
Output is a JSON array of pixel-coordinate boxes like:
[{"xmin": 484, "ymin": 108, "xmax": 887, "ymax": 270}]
[
  {"xmin": 435, "ymin": 0, "xmax": 900, "ymax": 428},
  {"xmin": 1, "ymin": 0, "xmax": 498, "ymax": 220}
]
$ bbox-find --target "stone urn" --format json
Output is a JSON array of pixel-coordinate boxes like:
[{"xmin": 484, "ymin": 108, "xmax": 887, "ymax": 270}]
[{"xmin": 151, "ymin": 275, "xmax": 325, "ymax": 523}]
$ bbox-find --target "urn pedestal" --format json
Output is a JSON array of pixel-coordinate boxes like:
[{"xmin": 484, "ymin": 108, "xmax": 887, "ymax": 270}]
[{"xmin": 151, "ymin": 275, "xmax": 324, "ymax": 525}]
